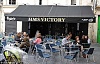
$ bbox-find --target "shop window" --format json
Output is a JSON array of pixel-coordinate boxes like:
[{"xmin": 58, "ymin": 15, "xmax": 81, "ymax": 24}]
[
  {"xmin": 71, "ymin": 0, "xmax": 76, "ymax": 5},
  {"xmin": 9, "ymin": 0, "xmax": 16, "ymax": 5},
  {"xmin": 39, "ymin": 0, "xmax": 42, "ymax": 5}
]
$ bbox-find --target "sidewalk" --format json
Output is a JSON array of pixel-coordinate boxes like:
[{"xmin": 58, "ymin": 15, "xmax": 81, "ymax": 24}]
[
  {"xmin": 24, "ymin": 43, "xmax": 100, "ymax": 64},
  {"xmin": 0, "ymin": 43, "xmax": 100, "ymax": 64}
]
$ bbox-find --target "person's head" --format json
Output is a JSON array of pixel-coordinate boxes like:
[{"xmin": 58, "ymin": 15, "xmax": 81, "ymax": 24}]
[
  {"xmin": 17, "ymin": 32, "xmax": 21, "ymax": 38},
  {"xmin": 69, "ymin": 32, "xmax": 72, "ymax": 34},
  {"xmin": 65, "ymin": 34, "xmax": 70, "ymax": 40},
  {"xmin": 36, "ymin": 33, "xmax": 42, "ymax": 38},
  {"xmin": 24, "ymin": 34, "xmax": 29, "ymax": 38},
  {"xmin": 85, "ymin": 35, "xmax": 88, "ymax": 39},
  {"xmin": 82, "ymin": 35, "xmax": 85, "ymax": 39},
  {"xmin": 23, "ymin": 32, "xmax": 27, "ymax": 36},
  {"xmin": 75, "ymin": 36, "xmax": 79, "ymax": 41},
  {"xmin": 69, "ymin": 34, "xmax": 72, "ymax": 38}
]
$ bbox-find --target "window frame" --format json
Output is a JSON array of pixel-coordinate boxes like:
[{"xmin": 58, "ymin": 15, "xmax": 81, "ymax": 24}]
[{"xmin": 9, "ymin": 0, "xmax": 16, "ymax": 5}]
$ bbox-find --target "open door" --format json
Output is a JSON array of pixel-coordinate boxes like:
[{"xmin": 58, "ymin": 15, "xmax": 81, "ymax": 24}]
[{"xmin": 97, "ymin": 16, "xmax": 100, "ymax": 44}]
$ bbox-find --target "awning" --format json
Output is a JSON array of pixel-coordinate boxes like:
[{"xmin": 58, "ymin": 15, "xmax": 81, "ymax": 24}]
[{"xmin": 5, "ymin": 5, "xmax": 95, "ymax": 23}]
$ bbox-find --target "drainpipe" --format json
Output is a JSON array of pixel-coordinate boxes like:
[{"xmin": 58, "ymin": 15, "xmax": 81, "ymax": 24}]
[{"xmin": 39, "ymin": 0, "xmax": 42, "ymax": 5}]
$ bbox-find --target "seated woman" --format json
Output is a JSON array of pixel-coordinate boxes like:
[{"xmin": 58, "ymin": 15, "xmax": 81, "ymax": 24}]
[
  {"xmin": 33, "ymin": 33, "xmax": 42, "ymax": 44},
  {"xmin": 74, "ymin": 36, "xmax": 81, "ymax": 45},
  {"xmin": 84, "ymin": 35, "xmax": 91, "ymax": 44},
  {"xmin": 31, "ymin": 33, "xmax": 42, "ymax": 54},
  {"xmin": 74, "ymin": 36, "xmax": 83, "ymax": 57}
]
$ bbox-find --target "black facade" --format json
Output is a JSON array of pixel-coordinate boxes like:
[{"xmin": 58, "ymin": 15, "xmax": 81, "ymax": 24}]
[{"xmin": 5, "ymin": 5, "xmax": 95, "ymax": 38}]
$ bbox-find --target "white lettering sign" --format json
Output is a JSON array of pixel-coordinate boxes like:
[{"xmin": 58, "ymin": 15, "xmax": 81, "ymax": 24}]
[
  {"xmin": 7, "ymin": 16, "xmax": 16, "ymax": 21},
  {"xmin": 28, "ymin": 17, "xmax": 66, "ymax": 22},
  {"xmin": 82, "ymin": 18, "xmax": 93, "ymax": 22}
]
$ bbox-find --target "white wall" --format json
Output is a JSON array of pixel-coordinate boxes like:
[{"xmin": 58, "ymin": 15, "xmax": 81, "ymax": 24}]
[
  {"xmin": 3, "ymin": 6, "xmax": 17, "ymax": 13},
  {"xmin": 81, "ymin": 0, "xmax": 92, "ymax": 5},
  {"xmin": 42, "ymin": 0, "xmax": 69, "ymax": 5},
  {"xmin": 3, "ymin": 0, "xmax": 37, "ymax": 5},
  {"xmin": 16, "ymin": 0, "xmax": 38, "ymax": 5}
]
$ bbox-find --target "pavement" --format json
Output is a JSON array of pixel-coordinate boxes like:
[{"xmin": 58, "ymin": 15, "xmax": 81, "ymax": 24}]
[
  {"xmin": 23, "ymin": 43, "xmax": 100, "ymax": 64},
  {"xmin": 0, "ymin": 43, "xmax": 100, "ymax": 64}
]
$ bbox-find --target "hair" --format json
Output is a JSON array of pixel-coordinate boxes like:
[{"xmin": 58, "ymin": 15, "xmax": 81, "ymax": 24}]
[
  {"xmin": 82, "ymin": 35, "xmax": 85, "ymax": 39},
  {"xmin": 17, "ymin": 32, "xmax": 21, "ymax": 38},
  {"xmin": 75, "ymin": 36, "xmax": 79, "ymax": 40}
]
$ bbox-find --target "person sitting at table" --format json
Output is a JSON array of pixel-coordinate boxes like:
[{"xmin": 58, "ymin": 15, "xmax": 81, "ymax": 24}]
[
  {"xmin": 74, "ymin": 36, "xmax": 83, "ymax": 57},
  {"xmin": 33, "ymin": 33, "xmax": 42, "ymax": 44},
  {"xmin": 68, "ymin": 32, "xmax": 72, "ymax": 39},
  {"xmin": 62, "ymin": 34, "xmax": 71, "ymax": 46},
  {"xmin": 21, "ymin": 33, "xmax": 30, "ymax": 42},
  {"xmin": 14, "ymin": 32, "xmax": 21, "ymax": 43},
  {"xmin": 81, "ymin": 35, "xmax": 87, "ymax": 44},
  {"xmin": 84, "ymin": 35, "xmax": 91, "ymax": 44},
  {"xmin": 19, "ymin": 37, "xmax": 30, "ymax": 53},
  {"xmin": 74, "ymin": 36, "xmax": 81, "ymax": 45},
  {"xmin": 32, "ymin": 33, "xmax": 42, "ymax": 54},
  {"xmin": 19, "ymin": 37, "xmax": 30, "ymax": 48}
]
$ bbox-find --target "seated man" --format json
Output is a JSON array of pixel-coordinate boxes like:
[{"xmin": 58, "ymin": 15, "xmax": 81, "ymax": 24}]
[
  {"xmin": 19, "ymin": 37, "xmax": 30, "ymax": 48},
  {"xmin": 62, "ymin": 34, "xmax": 71, "ymax": 46}
]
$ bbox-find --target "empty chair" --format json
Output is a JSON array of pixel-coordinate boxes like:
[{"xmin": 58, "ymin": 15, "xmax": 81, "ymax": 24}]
[
  {"xmin": 6, "ymin": 37, "xmax": 15, "ymax": 43},
  {"xmin": 64, "ymin": 51, "xmax": 78, "ymax": 64},
  {"xmin": 82, "ymin": 48, "xmax": 95, "ymax": 62},
  {"xmin": 1, "ymin": 41, "xmax": 6, "ymax": 47},
  {"xmin": 55, "ymin": 41, "xmax": 61, "ymax": 47},
  {"xmin": 0, "ymin": 46, "xmax": 3, "ymax": 53},
  {"xmin": 37, "ymin": 49, "xmax": 51, "ymax": 64}
]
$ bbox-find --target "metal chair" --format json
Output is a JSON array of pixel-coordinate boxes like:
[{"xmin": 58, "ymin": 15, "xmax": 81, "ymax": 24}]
[
  {"xmin": 35, "ymin": 44, "xmax": 46, "ymax": 62},
  {"xmin": 64, "ymin": 51, "xmax": 78, "ymax": 64},
  {"xmin": 6, "ymin": 37, "xmax": 15, "ymax": 43},
  {"xmin": 1, "ymin": 41, "xmax": 7, "ymax": 47},
  {"xmin": 82, "ymin": 48, "xmax": 95, "ymax": 62},
  {"xmin": 55, "ymin": 41, "xmax": 61, "ymax": 47},
  {"xmin": 37, "ymin": 49, "xmax": 51, "ymax": 64},
  {"xmin": 82, "ymin": 43, "xmax": 91, "ymax": 48},
  {"xmin": 0, "ymin": 46, "xmax": 3, "ymax": 53}
]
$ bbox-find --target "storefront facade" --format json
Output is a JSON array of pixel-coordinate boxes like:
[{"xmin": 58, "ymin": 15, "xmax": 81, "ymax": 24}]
[{"xmin": 5, "ymin": 5, "xmax": 95, "ymax": 38}]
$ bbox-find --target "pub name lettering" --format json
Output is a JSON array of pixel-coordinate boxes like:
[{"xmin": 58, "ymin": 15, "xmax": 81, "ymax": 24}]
[{"xmin": 28, "ymin": 18, "xmax": 65, "ymax": 22}]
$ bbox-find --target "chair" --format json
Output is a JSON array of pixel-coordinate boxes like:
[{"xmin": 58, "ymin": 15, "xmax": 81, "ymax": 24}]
[
  {"xmin": 48, "ymin": 43, "xmax": 61, "ymax": 61},
  {"xmin": 35, "ymin": 44, "xmax": 45, "ymax": 51},
  {"xmin": 0, "ymin": 46, "xmax": 3, "ymax": 53},
  {"xmin": 37, "ymin": 49, "xmax": 51, "ymax": 64},
  {"xmin": 82, "ymin": 48, "xmax": 95, "ymax": 62},
  {"xmin": 1, "ymin": 41, "xmax": 7, "ymax": 47},
  {"xmin": 35, "ymin": 44, "xmax": 46, "ymax": 62},
  {"xmin": 0, "ymin": 34, "xmax": 3, "ymax": 38},
  {"xmin": 55, "ymin": 41, "xmax": 61, "ymax": 47},
  {"xmin": 82, "ymin": 43, "xmax": 91, "ymax": 48},
  {"xmin": 6, "ymin": 37, "xmax": 15, "ymax": 43},
  {"xmin": 64, "ymin": 51, "xmax": 78, "ymax": 64}
]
